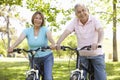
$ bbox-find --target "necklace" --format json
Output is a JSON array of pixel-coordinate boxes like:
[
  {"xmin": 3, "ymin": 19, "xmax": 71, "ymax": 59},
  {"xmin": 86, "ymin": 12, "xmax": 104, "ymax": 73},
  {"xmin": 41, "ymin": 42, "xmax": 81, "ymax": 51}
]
[{"xmin": 34, "ymin": 36, "xmax": 38, "ymax": 39}]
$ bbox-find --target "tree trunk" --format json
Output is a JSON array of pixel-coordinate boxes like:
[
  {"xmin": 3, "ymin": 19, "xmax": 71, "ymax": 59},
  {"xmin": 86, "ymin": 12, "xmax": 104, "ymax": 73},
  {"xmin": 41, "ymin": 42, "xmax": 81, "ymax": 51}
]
[
  {"xmin": 6, "ymin": 6, "xmax": 11, "ymax": 57},
  {"xmin": 113, "ymin": 0, "xmax": 118, "ymax": 61}
]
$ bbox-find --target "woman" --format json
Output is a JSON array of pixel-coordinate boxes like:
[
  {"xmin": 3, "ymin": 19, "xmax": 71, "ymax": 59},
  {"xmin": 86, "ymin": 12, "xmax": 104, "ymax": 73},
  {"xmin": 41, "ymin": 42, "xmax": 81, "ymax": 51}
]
[{"xmin": 8, "ymin": 11, "xmax": 55, "ymax": 80}]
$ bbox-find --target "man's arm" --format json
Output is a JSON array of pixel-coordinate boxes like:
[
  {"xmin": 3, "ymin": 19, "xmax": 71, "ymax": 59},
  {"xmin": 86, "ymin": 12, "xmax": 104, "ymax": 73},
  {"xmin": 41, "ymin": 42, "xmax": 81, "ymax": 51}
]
[
  {"xmin": 92, "ymin": 27, "xmax": 104, "ymax": 50},
  {"xmin": 57, "ymin": 29, "xmax": 71, "ymax": 45},
  {"xmin": 97, "ymin": 27, "xmax": 104, "ymax": 44}
]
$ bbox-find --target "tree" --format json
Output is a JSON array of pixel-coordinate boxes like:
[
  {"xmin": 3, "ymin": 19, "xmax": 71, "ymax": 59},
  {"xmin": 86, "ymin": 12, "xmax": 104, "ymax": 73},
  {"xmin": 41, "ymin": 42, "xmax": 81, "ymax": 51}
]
[
  {"xmin": 26, "ymin": 0, "xmax": 73, "ymax": 32},
  {"xmin": 89, "ymin": 0, "xmax": 119, "ymax": 61},
  {"xmin": 112, "ymin": 0, "xmax": 118, "ymax": 61},
  {"xmin": 0, "ymin": 0, "xmax": 22, "ymax": 57}
]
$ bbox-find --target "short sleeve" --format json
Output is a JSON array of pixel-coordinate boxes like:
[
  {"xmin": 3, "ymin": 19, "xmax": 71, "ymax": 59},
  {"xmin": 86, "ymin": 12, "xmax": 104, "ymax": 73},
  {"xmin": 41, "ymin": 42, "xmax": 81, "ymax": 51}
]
[
  {"xmin": 94, "ymin": 17, "xmax": 102, "ymax": 30},
  {"xmin": 22, "ymin": 28, "xmax": 29, "ymax": 37},
  {"xmin": 42, "ymin": 26, "xmax": 49, "ymax": 33},
  {"xmin": 22, "ymin": 27, "xmax": 33, "ymax": 37},
  {"xmin": 65, "ymin": 18, "xmax": 76, "ymax": 32}
]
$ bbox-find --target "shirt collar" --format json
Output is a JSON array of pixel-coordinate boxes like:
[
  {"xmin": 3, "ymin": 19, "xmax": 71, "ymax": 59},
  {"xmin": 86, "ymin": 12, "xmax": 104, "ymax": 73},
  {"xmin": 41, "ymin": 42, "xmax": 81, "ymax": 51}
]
[{"xmin": 77, "ymin": 15, "xmax": 92, "ymax": 26}]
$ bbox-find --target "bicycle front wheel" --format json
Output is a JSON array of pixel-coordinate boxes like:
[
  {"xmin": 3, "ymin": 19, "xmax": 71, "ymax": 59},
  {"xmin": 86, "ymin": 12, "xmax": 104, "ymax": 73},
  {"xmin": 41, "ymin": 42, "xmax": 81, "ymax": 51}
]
[
  {"xmin": 26, "ymin": 74, "xmax": 34, "ymax": 80},
  {"xmin": 70, "ymin": 71, "xmax": 85, "ymax": 80},
  {"xmin": 26, "ymin": 73, "xmax": 38, "ymax": 80}
]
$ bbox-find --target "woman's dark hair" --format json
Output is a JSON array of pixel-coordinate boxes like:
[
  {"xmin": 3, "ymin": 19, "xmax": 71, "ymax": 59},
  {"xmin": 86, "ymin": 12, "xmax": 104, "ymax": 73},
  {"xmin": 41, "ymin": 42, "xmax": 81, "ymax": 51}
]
[{"xmin": 31, "ymin": 11, "xmax": 45, "ymax": 26}]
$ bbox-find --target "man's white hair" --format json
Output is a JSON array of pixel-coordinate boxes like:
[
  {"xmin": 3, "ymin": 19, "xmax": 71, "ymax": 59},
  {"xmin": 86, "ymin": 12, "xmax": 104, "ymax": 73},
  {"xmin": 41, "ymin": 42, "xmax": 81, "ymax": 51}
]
[{"xmin": 74, "ymin": 3, "xmax": 89, "ymax": 13}]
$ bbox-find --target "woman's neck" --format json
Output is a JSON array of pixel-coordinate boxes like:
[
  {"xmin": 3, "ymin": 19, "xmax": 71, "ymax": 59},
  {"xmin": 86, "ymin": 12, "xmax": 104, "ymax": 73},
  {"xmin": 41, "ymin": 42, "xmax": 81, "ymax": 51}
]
[
  {"xmin": 34, "ymin": 26, "xmax": 40, "ymax": 30},
  {"xmin": 34, "ymin": 26, "xmax": 40, "ymax": 36}
]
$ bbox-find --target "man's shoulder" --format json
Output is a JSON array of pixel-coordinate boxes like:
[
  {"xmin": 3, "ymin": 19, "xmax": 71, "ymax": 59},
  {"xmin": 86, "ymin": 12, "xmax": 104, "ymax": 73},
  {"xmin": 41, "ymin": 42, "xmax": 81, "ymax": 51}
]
[
  {"xmin": 89, "ymin": 15, "xmax": 100, "ymax": 21},
  {"xmin": 67, "ymin": 17, "xmax": 78, "ymax": 24}
]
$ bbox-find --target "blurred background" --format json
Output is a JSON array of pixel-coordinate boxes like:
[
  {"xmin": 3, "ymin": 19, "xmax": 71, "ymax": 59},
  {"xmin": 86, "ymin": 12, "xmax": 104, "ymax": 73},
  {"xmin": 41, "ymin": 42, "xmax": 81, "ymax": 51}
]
[{"xmin": 0, "ymin": 0, "xmax": 120, "ymax": 62}]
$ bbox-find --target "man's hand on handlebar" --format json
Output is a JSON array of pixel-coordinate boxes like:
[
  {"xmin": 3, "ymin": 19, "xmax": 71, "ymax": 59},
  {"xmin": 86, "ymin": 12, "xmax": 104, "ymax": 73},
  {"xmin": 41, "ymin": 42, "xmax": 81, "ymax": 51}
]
[
  {"xmin": 91, "ymin": 43, "xmax": 98, "ymax": 50},
  {"xmin": 91, "ymin": 43, "xmax": 101, "ymax": 50},
  {"xmin": 55, "ymin": 43, "xmax": 61, "ymax": 50}
]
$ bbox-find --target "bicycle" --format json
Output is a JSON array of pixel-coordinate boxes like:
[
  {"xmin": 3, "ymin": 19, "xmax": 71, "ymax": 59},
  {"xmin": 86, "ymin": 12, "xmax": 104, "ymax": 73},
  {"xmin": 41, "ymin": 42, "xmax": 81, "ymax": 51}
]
[
  {"xmin": 60, "ymin": 45, "xmax": 101, "ymax": 80},
  {"xmin": 13, "ymin": 46, "xmax": 50, "ymax": 80}
]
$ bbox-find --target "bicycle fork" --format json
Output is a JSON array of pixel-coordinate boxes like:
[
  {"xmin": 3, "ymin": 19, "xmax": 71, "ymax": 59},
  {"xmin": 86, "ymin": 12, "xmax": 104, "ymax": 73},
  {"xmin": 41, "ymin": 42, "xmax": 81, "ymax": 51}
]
[
  {"xmin": 70, "ymin": 68, "xmax": 85, "ymax": 80},
  {"xmin": 26, "ymin": 69, "xmax": 39, "ymax": 80}
]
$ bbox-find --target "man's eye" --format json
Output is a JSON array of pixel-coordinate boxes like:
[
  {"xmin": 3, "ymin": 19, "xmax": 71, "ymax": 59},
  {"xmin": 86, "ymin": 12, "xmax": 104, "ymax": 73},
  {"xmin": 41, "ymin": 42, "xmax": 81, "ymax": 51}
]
[
  {"xmin": 77, "ymin": 11, "xmax": 81, "ymax": 13},
  {"xmin": 82, "ymin": 9, "xmax": 85, "ymax": 12}
]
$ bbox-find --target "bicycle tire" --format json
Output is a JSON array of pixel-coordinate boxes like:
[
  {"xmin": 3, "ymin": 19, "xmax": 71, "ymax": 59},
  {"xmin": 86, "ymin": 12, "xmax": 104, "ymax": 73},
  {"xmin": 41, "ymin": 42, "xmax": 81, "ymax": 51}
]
[
  {"xmin": 88, "ymin": 60, "xmax": 94, "ymax": 80},
  {"xmin": 88, "ymin": 73, "xmax": 94, "ymax": 80},
  {"xmin": 70, "ymin": 71, "xmax": 85, "ymax": 80},
  {"xmin": 26, "ymin": 74, "xmax": 34, "ymax": 80},
  {"xmin": 26, "ymin": 72, "xmax": 38, "ymax": 80}
]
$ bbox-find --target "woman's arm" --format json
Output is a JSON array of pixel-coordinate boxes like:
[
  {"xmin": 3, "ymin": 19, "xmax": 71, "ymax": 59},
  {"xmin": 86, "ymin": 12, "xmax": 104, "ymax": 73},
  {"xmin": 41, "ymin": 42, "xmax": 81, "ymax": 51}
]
[
  {"xmin": 46, "ymin": 31, "xmax": 55, "ymax": 49},
  {"xmin": 8, "ymin": 33, "xmax": 26, "ymax": 53}
]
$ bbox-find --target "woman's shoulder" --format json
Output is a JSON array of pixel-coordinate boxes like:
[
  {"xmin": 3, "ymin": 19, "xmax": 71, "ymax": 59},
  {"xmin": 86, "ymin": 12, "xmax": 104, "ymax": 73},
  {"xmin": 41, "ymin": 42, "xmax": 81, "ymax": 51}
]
[
  {"xmin": 41, "ymin": 26, "xmax": 49, "ymax": 33},
  {"xmin": 24, "ymin": 27, "xmax": 33, "ymax": 30},
  {"xmin": 23, "ymin": 27, "xmax": 33, "ymax": 33},
  {"xmin": 41, "ymin": 26, "xmax": 47, "ymax": 29},
  {"xmin": 41, "ymin": 26, "xmax": 49, "ymax": 30}
]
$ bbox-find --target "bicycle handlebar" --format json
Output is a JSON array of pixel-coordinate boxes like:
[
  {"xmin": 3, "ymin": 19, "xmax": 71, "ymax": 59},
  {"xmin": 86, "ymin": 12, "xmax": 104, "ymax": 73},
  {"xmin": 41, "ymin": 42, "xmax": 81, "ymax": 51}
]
[
  {"xmin": 60, "ymin": 45, "xmax": 102, "ymax": 51},
  {"xmin": 13, "ymin": 46, "xmax": 51, "ymax": 54}
]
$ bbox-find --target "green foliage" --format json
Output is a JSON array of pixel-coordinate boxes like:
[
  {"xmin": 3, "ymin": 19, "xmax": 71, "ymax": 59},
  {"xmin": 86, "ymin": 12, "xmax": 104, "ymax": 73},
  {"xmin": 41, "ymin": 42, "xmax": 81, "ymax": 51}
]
[
  {"xmin": 90, "ymin": 0, "xmax": 120, "ymax": 24},
  {"xmin": 0, "ymin": 0, "xmax": 22, "ymax": 6},
  {"xmin": 0, "ymin": 40, "xmax": 7, "ymax": 56},
  {"xmin": 26, "ymin": 0, "xmax": 73, "ymax": 31},
  {"xmin": 18, "ymin": 39, "xmax": 28, "ymax": 50},
  {"xmin": 0, "ymin": 39, "xmax": 28, "ymax": 57},
  {"xmin": 26, "ymin": 0, "xmax": 61, "ymax": 28},
  {"xmin": 53, "ymin": 34, "xmax": 77, "ymax": 58}
]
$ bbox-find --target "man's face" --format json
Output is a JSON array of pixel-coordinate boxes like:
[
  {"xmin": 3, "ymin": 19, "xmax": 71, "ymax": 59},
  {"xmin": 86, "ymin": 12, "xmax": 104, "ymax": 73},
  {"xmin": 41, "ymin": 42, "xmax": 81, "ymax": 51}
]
[{"xmin": 75, "ymin": 5, "xmax": 89, "ymax": 20}]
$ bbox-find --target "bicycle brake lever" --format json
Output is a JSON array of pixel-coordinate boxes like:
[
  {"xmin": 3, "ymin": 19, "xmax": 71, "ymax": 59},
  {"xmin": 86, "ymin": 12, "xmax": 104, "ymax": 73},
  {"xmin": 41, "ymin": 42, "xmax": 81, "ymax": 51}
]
[
  {"xmin": 61, "ymin": 46, "xmax": 66, "ymax": 51},
  {"xmin": 16, "ymin": 48, "xmax": 22, "ymax": 54}
]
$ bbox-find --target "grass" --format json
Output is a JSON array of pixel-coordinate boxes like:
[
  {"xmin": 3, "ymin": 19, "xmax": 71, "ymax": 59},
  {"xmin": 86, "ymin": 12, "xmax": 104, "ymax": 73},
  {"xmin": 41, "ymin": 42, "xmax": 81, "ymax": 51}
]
[{"xmin": 0, "ymin": 59, "xmax": 120, "ymax": 80}]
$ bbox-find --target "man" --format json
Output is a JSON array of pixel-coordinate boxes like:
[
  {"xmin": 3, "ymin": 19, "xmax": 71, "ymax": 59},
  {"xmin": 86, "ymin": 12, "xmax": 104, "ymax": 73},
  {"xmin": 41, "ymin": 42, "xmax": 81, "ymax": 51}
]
[{"xmin": 56, "ymin": 3, "xmax": 106, "ymax": 80}]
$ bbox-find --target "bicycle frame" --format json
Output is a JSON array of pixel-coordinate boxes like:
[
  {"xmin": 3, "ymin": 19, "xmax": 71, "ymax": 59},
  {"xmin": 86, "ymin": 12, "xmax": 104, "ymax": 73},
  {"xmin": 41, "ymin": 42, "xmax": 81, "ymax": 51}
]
[
  {"xmin": 61, "ymin": 45, "xmax": 100, "ymax": 80},
  {"xmin": 70, "ymin": 48, "xmax": 87, "ymax": 80},
  {"xmin": 26, "ymin": 51, "xmax": 39, "ymax": 80},
  {"xmin": 13, "ymin": 46, "xmax": 50, "ymax": 80}
]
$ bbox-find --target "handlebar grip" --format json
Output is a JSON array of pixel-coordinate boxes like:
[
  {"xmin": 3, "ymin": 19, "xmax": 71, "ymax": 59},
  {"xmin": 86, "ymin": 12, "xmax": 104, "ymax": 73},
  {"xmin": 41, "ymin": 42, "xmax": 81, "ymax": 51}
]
[
  {"xmin": 60, "ymin": 46, "xmax": 65, "ymax": 50},
  {"xmin": 44, "ymin": 46, "xmax": 51, "ymax": 49},
  {"xmin": 98, "ymin": 45, "xmax": 102, "ymax": 48},
  {"xmin": 13, "ymin": 48, "xmax": 22, "ymax": 54},
  {"xmin": 80, "ymin": 45, "xmax": 102, "ymax": 50},
  {"xmin": 39, "ymin": 46, "xmax": 51, "ymax": 51},
  {"xmin": 60, "ymin": 46, "xmax": 76, "ymax": 51}
]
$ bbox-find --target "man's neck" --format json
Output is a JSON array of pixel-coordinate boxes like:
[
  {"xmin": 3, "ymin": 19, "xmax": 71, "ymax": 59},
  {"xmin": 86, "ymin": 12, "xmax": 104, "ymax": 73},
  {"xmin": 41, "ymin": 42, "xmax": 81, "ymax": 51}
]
[{"xmin": 80, "ymin": 16, "xmax": 88, "ymax": 25}]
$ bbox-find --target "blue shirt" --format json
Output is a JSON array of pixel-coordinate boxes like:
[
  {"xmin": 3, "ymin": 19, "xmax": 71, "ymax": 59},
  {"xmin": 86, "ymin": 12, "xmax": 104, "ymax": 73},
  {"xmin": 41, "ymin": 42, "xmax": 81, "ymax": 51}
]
[{"xmin": 23, "ymin": 26, "xmax": 52, "ymax": 57}]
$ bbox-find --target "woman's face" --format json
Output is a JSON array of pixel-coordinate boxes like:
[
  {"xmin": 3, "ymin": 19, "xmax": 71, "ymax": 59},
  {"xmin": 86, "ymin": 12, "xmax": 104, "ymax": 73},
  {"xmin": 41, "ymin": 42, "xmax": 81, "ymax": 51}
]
[{"xmin": 33, "ymin": 14, "xmax": 43, "ymax": 27}]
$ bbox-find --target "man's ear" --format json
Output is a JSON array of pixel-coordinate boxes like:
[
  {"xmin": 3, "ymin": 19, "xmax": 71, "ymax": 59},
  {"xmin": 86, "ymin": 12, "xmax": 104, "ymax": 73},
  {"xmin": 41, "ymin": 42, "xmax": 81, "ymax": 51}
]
[
  {"xmin": 75, "ymin": 12, "xmax": 77, "ymax": 16},
  {"xmin": 86, "ymin": 8, "xmax": 89, "ymax": 13}
]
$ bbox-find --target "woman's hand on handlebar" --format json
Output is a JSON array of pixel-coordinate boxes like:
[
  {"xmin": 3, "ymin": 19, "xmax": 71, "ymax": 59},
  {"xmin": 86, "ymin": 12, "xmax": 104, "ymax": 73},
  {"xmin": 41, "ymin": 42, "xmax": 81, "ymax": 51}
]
[
  {"xmin": 7, "ymin": 47, "xmax": 14, "ymax": 53},
  {"xmin": 50, "ymin": 44, "xmax": 56, "ymax": 50}
]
